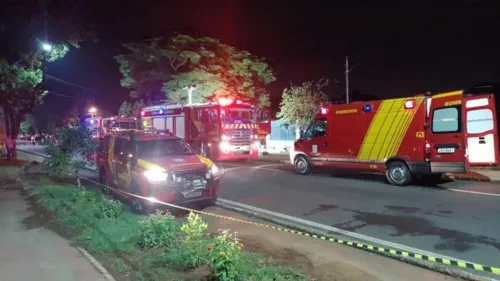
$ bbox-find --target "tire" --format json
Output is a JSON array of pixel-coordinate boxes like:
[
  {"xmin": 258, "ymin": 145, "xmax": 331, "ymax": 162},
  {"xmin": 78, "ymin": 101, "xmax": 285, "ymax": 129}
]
[
  {"xmin": 98, "ymin": 169, "xmax": 110, "ymax": 195},
  {"xmin": 294, "ymin": 155, "xmax": 311, "ymax": 175},
  {"xmin": 130, "ymin": 182, "xmax": 153, "ymax": 214},
  {"xmin": 198, "ymin": 196, "xmax": 218, "ymax": 210},
  {"xmin": 386, "ymin": 161, "xmax": 413, "ymax": 186}
]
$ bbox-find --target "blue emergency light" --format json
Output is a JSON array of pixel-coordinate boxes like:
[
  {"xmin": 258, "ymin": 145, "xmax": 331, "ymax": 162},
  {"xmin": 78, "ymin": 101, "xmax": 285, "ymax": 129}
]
[
  {"xmin": 363, "ymin": 104, "xmax": 372, "ymax": 113},
  {"xmin": 90, "ymin": 119, "xmax": 94, "ymax": 124},
  {"xmin": 159, "ymin": 109, "xmax": 164, "ymax": 114}
]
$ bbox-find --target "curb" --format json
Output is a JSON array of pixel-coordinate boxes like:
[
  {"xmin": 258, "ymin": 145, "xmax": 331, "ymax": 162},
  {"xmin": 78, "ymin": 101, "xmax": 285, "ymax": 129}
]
[{"xmin": 77, "ymin": 247, "xmax": 116, "ymax": 281}]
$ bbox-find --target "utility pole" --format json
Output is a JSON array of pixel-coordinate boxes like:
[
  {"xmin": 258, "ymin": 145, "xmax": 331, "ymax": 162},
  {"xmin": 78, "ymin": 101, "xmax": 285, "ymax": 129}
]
[
  {"xmin": 345, "ymin": 56, "xmax": 350, "ymax": 104},
  {"xmin": 184, "ymin": 84, "xmax": 197, "ymax": 105}
]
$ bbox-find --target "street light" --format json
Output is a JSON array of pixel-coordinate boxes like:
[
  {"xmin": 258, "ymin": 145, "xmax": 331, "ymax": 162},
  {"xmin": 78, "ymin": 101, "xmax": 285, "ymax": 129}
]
[
  {"xmin": 40, "ymin": 42, "xmax": 53, "ymax": 89},
  {"xmin": 41, "ymin": 43, "xmax": 52, "ymax": 52},
  {"xmin": 88, "ymin": 107, "xmax": 97, "ymax": 118}
]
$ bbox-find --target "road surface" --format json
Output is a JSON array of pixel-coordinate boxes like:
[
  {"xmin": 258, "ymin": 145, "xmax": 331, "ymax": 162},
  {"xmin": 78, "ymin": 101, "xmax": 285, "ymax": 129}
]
[{"xmin": 19, "ymin": 145, "xmax": 500, "ymax": 271}]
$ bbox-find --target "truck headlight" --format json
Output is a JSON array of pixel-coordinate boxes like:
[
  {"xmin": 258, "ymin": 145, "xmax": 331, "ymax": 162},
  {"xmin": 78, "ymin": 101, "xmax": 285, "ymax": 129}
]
[
  {"xmin": 144, "ymin": 169, "xmax": 168, "ymax": 183},
  {"xmin": 206, "ymin": 164, "xmax": 224, "ymax": 179}
]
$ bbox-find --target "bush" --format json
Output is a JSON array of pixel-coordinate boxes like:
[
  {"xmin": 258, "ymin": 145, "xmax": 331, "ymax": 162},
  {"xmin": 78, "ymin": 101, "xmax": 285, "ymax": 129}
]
[
  {"xmin": 139, "ymin": 210, "xmax": 179, "ymax": 248},
  {"xmin": 208, "ymin": 229, "xmax": 243, "ymax": 281},
  {"xmin": 178, "ymin": 212, "xmax": 210, "ymax": 268},
  {"xmin": 73, "ymin": 188, "xmax": 98, "ymax": 204},
  {"xmin": 95, "ymin": 197, "xmax": 123, "ymax": 219}
]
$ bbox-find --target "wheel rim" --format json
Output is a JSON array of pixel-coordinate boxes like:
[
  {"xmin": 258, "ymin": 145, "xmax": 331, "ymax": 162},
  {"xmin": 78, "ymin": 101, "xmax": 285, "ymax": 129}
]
[
  {"xmin": 390, "ymin": 166, "xmax": 407, "ymax": 184},
  {"xmin": 296, "ymin": 158, "xmax": 308, "ymax": 173},
  {"xmin": 131, "ymin": 197, "xmax": 142, "ymax": 212}
]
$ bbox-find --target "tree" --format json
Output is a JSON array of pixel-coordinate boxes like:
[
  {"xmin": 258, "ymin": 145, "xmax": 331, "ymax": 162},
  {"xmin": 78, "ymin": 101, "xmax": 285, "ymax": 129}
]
[
  {"xmin": 117, "ymin": 100, "xmax": 145, "ymax": 117},
  {"xmin": 0, "ymin": 1, "xmax": 96, "ymax": 157},
  {"xmin": 277, "ymin": 78, "xmax": 330, "ymax": 129},
  {"xmin": 115, "ymin": 34, "xmax": 275, "ymax": 107},
  {"xmin": 60, "ymin": 106, "xmax": 80, "ymax": 128},
  {"xmin": 20, "ymin": 114, "xmax": 37, "ymax": 135}
]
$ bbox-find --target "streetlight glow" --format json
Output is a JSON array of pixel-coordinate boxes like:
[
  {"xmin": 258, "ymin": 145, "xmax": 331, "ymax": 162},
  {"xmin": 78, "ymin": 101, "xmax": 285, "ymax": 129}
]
[
  {"xmin": 88, "ymin": 107, "xmax": 97, "ymax": 114},
  {"xmin": 41, "ymin": 43, "xmax": 52, "ymax": 52}
]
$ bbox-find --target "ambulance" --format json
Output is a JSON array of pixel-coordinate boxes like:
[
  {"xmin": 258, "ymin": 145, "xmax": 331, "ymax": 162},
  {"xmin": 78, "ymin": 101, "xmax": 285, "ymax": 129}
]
[{"xmin": 290, "ymin": 88, "xmax": 498, "ymax": 185}]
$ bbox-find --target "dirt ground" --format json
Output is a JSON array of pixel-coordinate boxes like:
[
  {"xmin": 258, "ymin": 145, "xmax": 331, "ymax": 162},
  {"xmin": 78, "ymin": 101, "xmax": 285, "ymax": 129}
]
[{"xmin": 201, "ymin": 207, "xmax": 461, "ymax": 281}]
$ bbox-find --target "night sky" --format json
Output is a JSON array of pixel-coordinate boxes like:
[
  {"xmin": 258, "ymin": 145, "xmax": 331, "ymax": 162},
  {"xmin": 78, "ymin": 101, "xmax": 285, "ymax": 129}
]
[{"xmin": 4, "ymin": 0, "xmax": 500, "ymax": 115}]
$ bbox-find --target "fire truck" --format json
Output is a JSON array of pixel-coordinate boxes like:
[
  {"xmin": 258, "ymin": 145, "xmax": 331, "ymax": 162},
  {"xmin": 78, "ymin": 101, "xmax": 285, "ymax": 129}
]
[
  {"xmin": 290, "ymin": 89, "xmax": 498, "ymax": 186},
  {"xmin": 140, "ymin": 98, "xmax": 260, "ymax": 161},
  {"xmin": 84, "ymin": 116, "xmax": 138, "ymax": 140}
]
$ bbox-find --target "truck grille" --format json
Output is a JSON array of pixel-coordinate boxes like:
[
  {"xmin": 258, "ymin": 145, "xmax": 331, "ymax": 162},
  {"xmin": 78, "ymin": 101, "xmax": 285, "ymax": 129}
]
[
  {"xmin": 230, "ymin": 129, "xmax": 252, "ymax": 146},
  {"xmin": 170, "ymin": 168, "xmax": 208, "ymax": 190}
]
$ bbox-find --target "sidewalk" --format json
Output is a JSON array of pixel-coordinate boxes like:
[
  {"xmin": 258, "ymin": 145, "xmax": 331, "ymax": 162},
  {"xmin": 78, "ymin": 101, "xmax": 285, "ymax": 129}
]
[
  {"xmin": 255, "ymin": 153, "xmax": 500, "ymax": 182},
  {"xmin": 0, "ymin": 164, "xmax": 109, "ymax": 281}
]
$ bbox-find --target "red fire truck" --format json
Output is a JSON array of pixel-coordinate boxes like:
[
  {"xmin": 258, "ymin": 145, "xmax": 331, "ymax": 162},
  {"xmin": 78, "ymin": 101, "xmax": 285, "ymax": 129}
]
[
  {"xmin": 140, "ymin": 98, "xmax": 260, "ymax": 161},
  {"xmin": 290, "ymin": 90, "xmax": 498, "ymax": 185},
  {"xmin": 84, "ymin": 116, "xmax": 139, "ymax": 140}
]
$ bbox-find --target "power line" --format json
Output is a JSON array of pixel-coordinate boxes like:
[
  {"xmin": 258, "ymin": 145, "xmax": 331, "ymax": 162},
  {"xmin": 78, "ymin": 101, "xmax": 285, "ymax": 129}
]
[{"xmin": 45, "ymin": 74, "xmax": 94, "ymax": 91}]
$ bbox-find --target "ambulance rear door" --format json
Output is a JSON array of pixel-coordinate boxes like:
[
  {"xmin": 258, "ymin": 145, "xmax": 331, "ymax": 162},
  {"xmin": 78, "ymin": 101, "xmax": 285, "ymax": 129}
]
[{"xmin": 463, "ymin": 94, "xmax": 498, "ymax": 166}]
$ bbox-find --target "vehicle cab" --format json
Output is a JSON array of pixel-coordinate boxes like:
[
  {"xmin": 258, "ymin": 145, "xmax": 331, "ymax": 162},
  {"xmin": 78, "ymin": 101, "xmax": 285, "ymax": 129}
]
[{"xmin": 96, "ymin": 129, "xmax": 224, "ymax": 213}]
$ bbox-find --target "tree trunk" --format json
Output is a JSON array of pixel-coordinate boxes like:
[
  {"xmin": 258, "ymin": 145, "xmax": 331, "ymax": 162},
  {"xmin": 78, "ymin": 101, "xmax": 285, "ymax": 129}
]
[{"xmin": 3, "ymin": 104, "xmax": 24, "ymax": 159}]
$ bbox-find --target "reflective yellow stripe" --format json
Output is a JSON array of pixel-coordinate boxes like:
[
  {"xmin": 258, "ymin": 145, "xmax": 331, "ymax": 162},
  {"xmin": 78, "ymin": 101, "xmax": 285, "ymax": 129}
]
[
  {"xmin": 196, "ymin": 154, "xmax": 213, "ymax": 168},
  {"xmin": 137, "ymin": 159, "xmax": 166, "ymax": 171},
  {"xmin": 388, "ymin": 96, "xmax": 425, "ymax": 157},
  {"xmin": 433, "ymin": 90, "xmax": 462, "ymax": 99}
]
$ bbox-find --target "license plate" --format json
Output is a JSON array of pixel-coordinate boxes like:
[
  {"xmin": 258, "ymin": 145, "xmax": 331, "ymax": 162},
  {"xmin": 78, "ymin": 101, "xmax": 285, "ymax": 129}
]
[
  {"xmin": 183, "ymin": 191, "xmax": 202, "ymax": 198},
  {"xmin": 437, "ymin": 147, "xmax": 455, "ymax": 154}
]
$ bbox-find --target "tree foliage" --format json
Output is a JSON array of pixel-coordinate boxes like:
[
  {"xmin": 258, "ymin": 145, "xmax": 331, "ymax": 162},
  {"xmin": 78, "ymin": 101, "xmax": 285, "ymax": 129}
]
[
  {"xmin": 20, "ymin": 114, "xmax": 37, "ymax": 134},
  {"xmin": 277, "ymin": 78, "xmax": 330, "ymax": 129},
  {"xmin": 118, "ymin": 100, "xmax": 145, "ymax": 117},
  {"xmin": 44, "ymin": 125, "xmax": 96, "ymax": 175},
  {"xmin": 115, "ymin": 34, "xmax": 275, "ymax": 107},
  {"xmin": 0, "ymin": 0, "xmax": 96, "ymax": 150}
]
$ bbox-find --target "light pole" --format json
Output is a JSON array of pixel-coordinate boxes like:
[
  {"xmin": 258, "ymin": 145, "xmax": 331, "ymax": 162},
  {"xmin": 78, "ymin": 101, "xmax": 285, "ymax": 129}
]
[
  {"xmin": 183, "ymin": 84, "xmax": 197, "ymax": 105},
  {"xmin": 40, "ymin": 42, "xmax": 52, "ymax": 87},
  {"xmin": 88, "ymin": 107, "xmax": 97, "ymax": 118}
]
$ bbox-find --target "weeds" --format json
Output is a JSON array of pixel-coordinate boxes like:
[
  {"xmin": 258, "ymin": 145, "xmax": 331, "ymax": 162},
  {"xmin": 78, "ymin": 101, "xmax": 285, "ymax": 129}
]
[
  {"xmin": 138, "ymin": 210, "xmax": 179, "ymax": 248},
  {"xmin": 25, "ymin": 172, "xmax": 308, "ymax": 281}
]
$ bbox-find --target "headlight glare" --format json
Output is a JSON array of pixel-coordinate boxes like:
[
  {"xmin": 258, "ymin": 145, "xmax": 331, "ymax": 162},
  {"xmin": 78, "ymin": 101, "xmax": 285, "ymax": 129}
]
[{"xmin": 144, "ymin": 169, "xmax": 167, "ymax": 183}]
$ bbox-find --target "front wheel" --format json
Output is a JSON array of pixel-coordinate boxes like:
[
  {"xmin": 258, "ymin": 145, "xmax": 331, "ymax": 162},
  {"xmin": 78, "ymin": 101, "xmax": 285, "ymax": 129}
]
[
  {"xmin": 294, "ymin": 155, "xmax": 311, "ymax": 175},
  {"xmin": 98, "ymin": 169, "xmax": 109, "ymax": 195},
  {"xmin": 386, "ymin": 161, "xmax": 412, "ymax": 186},
  {"xmin": 130, "ymin": 182, "xmax": 153, "ymax": 214}
]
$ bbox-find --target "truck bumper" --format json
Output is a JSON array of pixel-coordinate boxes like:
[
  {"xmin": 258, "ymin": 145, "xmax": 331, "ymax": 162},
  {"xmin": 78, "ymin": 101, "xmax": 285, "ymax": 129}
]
[{"xmin": 408, "ymin": 161, "xmax": 466, "ymax": 174}]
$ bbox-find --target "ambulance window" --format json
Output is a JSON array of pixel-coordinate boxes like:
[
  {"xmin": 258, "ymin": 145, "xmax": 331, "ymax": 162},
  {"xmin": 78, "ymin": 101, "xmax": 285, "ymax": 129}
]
[
  {"xmin": 305, "ymin": 117, "xmax": 327, "ymax": 138},
  {"xmin": 466, "ymin": 109, "xmax": 494, "ymax": 134},
  {"xmin": 432, "ymin": 107, "xmax": 460, "ymax": 133}
]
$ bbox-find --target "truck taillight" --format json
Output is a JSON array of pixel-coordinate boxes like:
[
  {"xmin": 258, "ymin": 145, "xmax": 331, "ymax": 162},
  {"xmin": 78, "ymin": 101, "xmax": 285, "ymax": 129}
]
[
  {"xmin": 425, "ymin": 142, "xmax": 431, "ymax": 155},
  {"xmin": 221, "ymin": 134, "xmax": 230, "ymax": 141}
]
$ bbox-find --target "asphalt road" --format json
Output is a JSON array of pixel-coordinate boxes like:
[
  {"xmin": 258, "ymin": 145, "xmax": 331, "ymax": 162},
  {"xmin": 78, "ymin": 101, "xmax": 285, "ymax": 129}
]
[{"xmin": 19, "ymin": 145, "xmax": 500, "ymax": 270}]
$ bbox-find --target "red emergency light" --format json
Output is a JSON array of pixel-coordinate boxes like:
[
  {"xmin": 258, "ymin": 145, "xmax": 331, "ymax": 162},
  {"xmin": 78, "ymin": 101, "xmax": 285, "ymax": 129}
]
[
  {"xmin": 236, "ymin": 100, "xmax": 242, "ymax": 104},
  {"xmin": 141, "ymin": 111, "xmax": 145, "ymax": 116},
  {"xmin": 404, "ymin": 100, "xmax": 416, "ymax": 109},
  {"xmin": 218, "ymin": 98, "xmax": 234, "ymax": 106},
  {"xmin": 320, "ymin": 107, "xmax": 328, "ymax": 114}
]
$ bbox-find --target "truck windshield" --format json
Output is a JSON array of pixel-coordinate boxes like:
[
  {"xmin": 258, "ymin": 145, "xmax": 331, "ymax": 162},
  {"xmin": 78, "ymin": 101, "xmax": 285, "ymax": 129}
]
[
  {"xmin": 111, "ymin": 121, "xmax": 136, "ymax": 129},
  {"xmin": 137, "ymin": 139, "xmax": 194, "ymax": 158},
  {"xmin": 220, "ymin": 108, "xmax": 256, "ymax": 124}
]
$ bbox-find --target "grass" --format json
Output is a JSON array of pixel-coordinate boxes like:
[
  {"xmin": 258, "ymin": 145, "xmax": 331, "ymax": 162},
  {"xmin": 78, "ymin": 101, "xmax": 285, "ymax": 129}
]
[{"xmin": 23, "ymin": 172, "xmax": 309, "ymax": 281}]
